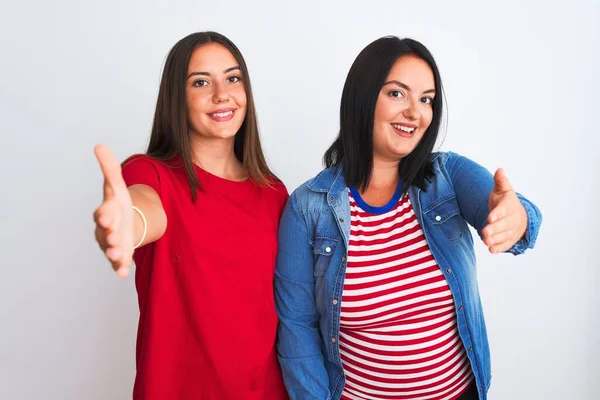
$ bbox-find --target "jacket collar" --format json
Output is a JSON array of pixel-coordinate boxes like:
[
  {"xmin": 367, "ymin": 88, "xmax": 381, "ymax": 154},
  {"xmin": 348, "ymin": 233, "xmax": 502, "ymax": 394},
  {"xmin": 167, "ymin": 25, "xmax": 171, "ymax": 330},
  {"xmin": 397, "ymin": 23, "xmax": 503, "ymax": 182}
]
[{"xmin": 307, "ymin": 152, "xmax": 442, "ymax": 194}]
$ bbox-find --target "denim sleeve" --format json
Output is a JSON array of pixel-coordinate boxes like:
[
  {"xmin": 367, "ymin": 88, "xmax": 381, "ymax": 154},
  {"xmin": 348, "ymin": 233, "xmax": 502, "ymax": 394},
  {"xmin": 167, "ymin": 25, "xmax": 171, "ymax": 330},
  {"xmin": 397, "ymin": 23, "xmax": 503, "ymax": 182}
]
[
  {"xmin": 444, "ymin": 152, "xmax": 542, "ymax": 255},
  {"xmin": 274, "ymin": 191, "xmax": 331, "ymax": 399}
]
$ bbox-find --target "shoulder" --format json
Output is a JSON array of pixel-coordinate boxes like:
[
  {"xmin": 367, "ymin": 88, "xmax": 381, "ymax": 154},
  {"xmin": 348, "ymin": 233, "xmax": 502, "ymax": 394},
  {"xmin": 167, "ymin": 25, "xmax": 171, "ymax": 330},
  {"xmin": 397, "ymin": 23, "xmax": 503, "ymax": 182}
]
[
  {"xmin": 267, "ymin": 178, "xmax": 290, "ymax": 203},
  {"xmin": 121, "ymin": 154, "xmax": 167, "ymax": 175},
  {"xmin": 288, "ymin": 167, "xmax": 336, "ymax": 213},
  {"xmin": 429, "ymin": 151, "xmax": 480, "ymax": 175},
  {"xmin": 425, "ymin": 151, "xmax": 493, "ymax": 195},
  {"xmin": 291, "ymin": 172, "xmax": 322, "ymax": 200},
  {"xmin": 254, "ymin": 177, "xmax": 290, "ymax": 215},
  {"xmin": 429, "ymin": 151, "xmax": 458, "ymax": 168},
  {"xmin": 290, "ymin": 177, "xmax": 314, "ymax": 200},
  {"xmin": 122, "ymin": 153, "xmax": 176, "ymax": 170},
  {"xmin": 121, "ymin": 154, "xmax": 179, "ymax": 193},
  {"xmin": 122, "ymin": 154, "xmax": 186, "ymax": 178}
]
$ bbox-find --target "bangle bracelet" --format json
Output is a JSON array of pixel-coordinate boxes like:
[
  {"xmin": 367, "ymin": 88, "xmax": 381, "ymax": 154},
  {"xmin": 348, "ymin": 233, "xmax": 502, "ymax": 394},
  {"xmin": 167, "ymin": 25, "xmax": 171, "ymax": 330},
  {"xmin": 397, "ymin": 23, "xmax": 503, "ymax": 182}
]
[{"xmin": 132, "ymin": 205, "xmax": 147, "ymax": 249}]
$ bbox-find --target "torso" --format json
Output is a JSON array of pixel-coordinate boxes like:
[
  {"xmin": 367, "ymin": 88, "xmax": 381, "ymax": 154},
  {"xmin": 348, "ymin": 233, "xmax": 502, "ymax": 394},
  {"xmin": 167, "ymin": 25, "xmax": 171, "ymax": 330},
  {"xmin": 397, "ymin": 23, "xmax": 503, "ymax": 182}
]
[
  {"xmin": 123, "ymin": 155, "xmax": 289, "ymax": 400},
  {"xmin": 339, "ymin": 189, "xmax": 474, "ymax": 400}
]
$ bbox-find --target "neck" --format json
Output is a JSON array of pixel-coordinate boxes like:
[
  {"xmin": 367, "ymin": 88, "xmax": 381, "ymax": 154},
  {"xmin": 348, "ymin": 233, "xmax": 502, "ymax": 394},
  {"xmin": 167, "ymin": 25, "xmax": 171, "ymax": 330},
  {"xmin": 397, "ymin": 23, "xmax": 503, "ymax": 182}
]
[
  {"xmin": 366, "ymin": 155, "xmax": 400, "ymax": 191},
  {"xmin": 189, "ymin": 135, "xmax": 246, "ymax": 181},
  {"xmin": 356, "ymin": 155, "xmax": 401, "ymax": 207}
]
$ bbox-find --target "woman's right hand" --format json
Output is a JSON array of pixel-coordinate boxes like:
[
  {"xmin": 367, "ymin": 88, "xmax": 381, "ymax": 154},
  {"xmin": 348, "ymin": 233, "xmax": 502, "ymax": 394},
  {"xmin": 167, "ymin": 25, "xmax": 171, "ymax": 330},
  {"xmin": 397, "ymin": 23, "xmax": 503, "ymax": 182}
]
[{"xmin": 93, "ymin": 144, "xmax": 135, "ymax": 278}]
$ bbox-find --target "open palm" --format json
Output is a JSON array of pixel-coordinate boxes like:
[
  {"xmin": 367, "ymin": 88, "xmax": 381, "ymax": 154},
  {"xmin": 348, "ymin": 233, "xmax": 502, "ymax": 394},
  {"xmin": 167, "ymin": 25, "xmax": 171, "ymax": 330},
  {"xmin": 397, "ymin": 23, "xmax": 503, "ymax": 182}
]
[{"xmin": 93, "ymin": 144, "xmax": 134, "ymax": 277}]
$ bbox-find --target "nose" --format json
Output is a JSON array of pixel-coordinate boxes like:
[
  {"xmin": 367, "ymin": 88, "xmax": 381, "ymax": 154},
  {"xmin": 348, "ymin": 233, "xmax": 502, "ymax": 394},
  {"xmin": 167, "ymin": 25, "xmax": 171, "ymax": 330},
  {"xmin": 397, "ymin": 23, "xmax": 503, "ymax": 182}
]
[
  {"xmin": 212, "ymin": 81, "xmax": 230, "ymax": 104},
  {"xmin": 402, "ymin": 98, "xmax": 421, "ymax": 121}
]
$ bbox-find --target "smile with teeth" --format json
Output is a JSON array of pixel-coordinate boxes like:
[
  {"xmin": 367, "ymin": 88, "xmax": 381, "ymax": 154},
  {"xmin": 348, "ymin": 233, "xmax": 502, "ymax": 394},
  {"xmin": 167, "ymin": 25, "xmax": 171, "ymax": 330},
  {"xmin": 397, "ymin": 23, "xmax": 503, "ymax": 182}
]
[
  {"xmin": 210, "ymin": 111, "xmax": 233, "ymax": 117},
  {"xmin": 391, "ymin": 124, "xmax": 416, "ymax": 133}
]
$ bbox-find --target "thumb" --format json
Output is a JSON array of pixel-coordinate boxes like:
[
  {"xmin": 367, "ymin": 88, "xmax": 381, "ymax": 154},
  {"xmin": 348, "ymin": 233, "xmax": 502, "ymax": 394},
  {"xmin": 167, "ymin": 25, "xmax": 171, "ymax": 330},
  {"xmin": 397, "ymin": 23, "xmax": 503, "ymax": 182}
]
[
  {"xmin": 95, "ymin": 144, "xmax": 126, "ymax": 198},
  {"xmin": 492, "ymin": 168, "xmax": 512, "ymax": 194}
]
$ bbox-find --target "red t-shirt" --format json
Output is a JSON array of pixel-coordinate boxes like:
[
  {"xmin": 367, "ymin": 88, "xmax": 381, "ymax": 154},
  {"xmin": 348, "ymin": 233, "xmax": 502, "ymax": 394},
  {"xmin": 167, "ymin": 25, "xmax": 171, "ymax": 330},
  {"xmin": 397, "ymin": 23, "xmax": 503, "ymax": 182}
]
[{"xmin": 121, "ymin": 155, "xmax": 289, "ymax": 400}]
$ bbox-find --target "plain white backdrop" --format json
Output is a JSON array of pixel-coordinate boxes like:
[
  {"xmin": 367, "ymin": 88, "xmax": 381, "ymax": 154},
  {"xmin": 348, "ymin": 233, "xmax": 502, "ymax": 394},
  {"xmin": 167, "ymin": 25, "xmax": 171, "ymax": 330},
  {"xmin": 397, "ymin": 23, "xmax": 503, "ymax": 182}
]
[{"xmin": 0, "ymin": 0, "xmax": 598, "ymax": 399}]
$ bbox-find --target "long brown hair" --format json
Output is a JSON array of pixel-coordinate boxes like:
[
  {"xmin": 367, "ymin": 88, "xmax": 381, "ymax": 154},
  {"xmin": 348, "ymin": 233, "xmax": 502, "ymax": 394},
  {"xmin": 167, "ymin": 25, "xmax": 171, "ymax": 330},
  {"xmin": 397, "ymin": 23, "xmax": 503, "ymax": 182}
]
[{"xmin": 146, "ymin": 31, "xmax": 276, "ymax": 201}]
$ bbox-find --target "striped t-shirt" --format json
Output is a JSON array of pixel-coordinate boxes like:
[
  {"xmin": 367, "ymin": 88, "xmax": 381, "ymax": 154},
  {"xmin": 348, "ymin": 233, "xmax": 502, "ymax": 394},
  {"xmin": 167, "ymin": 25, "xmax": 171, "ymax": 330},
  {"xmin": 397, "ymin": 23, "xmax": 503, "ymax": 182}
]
[{"xmin": 339, "ymin": 188, "xmax": 474, "ymax": 400}]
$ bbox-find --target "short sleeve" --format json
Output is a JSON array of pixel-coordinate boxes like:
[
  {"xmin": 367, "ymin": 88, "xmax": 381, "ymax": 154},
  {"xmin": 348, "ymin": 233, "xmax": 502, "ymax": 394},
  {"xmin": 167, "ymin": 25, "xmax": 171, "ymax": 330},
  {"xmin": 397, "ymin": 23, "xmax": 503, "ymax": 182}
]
[
  {"xmin": 121, "ymin": 154, "xmax": 162, "ymax": 195},
  {"xmin": 271, "ymin": 181, "xmax": 290, "ymax": 218}
]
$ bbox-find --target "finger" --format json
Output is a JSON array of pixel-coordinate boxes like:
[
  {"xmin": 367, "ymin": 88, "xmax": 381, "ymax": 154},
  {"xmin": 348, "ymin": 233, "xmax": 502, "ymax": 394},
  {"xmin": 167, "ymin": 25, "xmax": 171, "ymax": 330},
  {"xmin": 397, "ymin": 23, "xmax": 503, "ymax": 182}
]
[
  {"xmin": 105, "ymin": 231, "xmax": 121, "ymax": 248},
  {"xmin": 492, "ymin": 168, "xmax": 513, "ymax": 194},
  {"xmin": 116, "ymin": 266, "xmax": 130, "ymax": 278},
  {"xmin": 106, "ymin": 246, "xmax": 123, "ymax": 263},
  {"xmin": 482, "ymin": 216, "xmax": 512, "ymax": 239},
  {"xmin": 94, "ymin": 200, "xmax": 118, "ymax": 230},
  {"xmin": 102, "ymin": 242, "xmax": 132, "ymax": 278},
  {"xmin": 95, "ymin": 225, "xmax": 109, "ymax": 251},
  {"xmin": 94, "ymin": 144, "xmax": 126, "ymax": 198},
  {"xmin": 113, "ymin": 254, "xmax": 132, "ymax": 278},
  {"xmin": 489, "ymin": 240, "xmax": 514, "ymax": 254},
  {"xmin": 487, "ymin": 203, "xmax": 511, "ymax": 224},
  {"xmin": 105, "ymin": 246, "xmax": 132, "ymax": 273},
  {"xmin": 484, "ymin": 229, "xmax": 514, "ymax": 247},
  {"xmin": 108, "ymin": 253, "xmax": 129, "ymax": 277},
  {"xmin": 103, "ymin": 179, "xmax": 114, "ymax": 199}
]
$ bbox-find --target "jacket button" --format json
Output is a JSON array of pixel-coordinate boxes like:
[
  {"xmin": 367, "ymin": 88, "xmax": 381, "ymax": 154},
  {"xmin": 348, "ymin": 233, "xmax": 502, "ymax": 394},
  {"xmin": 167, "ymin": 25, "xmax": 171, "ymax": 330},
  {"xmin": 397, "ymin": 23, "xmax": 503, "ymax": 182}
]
[
  {"xmin": 332, "ymin": 299, "xmax": 338, "ymax": 305},
  {"xmin": 325, "ymin": 246, "xmax": 331, "ymax": 253},
  {"xmin": 331, "ymin": 337, "xmax": 336, "ymax": 343},
  {"xmin": 446, "ymin": 268, "xmax": 452, "ymax": 274},
  {"xmin": 458, "ymin": 305, "xmax": 463, "ymax": 311},
  {"xmin": 435, "ymin": 215, "xmax": 442, "ymax": 221},
  {"xmin": 341, "ymin": 257, "xmax": 346, "ymax": 262},
  {"xmin": 468, "ymin": 345, "xmax": 473, "ymax": 351},
  {"xmin": 339, "ymin": 218, "xmax": 344, "ymax": 223},
  {"xmin": 329, "ymin": 196, "xmax": 335, "ymax": 201}
]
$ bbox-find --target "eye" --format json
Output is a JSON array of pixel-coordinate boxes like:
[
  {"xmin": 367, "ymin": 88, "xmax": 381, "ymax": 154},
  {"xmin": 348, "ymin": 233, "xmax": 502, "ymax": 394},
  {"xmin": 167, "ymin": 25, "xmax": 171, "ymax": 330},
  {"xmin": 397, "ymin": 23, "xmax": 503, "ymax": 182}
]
[
  {"xmin": 227, "ymin": 75, "xmax": 242, "ymax": 83},
  {"xmin": 388, "ymin": 90, "xmax": 405, "ymax": 99},
  {"xmin": 421, "ymin": 97, "xmax": 434, "ymax": 105},
  {"xmin": 192, "ymin": 79, "xmax": 209, "ymax": 88}
]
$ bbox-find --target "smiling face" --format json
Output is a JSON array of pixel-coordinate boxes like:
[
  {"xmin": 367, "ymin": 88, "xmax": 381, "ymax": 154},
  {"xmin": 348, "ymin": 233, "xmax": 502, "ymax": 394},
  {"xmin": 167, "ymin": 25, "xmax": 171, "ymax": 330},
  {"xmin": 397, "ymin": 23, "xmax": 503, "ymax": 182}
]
[
  {"xmin": 185, "ymin": 43, "xmax": 247, "ymax": 141},
  {"xmin": 372, "ymin": 54, "xmax": 436, "ymax": 162}
]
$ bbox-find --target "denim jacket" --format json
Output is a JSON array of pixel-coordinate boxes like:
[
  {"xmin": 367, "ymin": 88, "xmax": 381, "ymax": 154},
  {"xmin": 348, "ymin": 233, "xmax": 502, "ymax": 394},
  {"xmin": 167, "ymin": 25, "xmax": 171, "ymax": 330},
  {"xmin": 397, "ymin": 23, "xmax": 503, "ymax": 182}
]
[{"xmin": 274, "ymin": 152, "xmax": 542, "ymax": 400}]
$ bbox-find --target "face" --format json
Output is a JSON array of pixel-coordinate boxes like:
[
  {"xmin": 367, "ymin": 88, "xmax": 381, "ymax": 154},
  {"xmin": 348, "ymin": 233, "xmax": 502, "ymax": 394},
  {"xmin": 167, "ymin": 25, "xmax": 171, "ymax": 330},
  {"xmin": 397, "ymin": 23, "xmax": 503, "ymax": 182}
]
[
  {"xmin": 186, "ymin": 43, "xmax": 247, "ymax": 140},
  {"xmin": 372, "ymin": 54, "xmax": 436, "ymax": 162}
]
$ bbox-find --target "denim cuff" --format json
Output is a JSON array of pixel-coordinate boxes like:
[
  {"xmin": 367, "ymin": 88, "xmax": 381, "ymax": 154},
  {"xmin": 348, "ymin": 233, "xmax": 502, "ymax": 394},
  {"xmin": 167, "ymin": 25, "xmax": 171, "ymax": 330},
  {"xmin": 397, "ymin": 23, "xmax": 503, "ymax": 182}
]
[{"xmin": 507, "ymin": 194, "xmax": 541, "ymax": 255}]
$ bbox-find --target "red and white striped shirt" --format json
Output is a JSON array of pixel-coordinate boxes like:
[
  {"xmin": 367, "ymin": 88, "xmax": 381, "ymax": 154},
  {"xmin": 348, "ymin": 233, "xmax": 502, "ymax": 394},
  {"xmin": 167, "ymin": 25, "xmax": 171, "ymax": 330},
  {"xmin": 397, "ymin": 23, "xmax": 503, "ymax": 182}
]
[{"xmin": 340, "ymin": 190, "xmax": 474, "ymax": 400}]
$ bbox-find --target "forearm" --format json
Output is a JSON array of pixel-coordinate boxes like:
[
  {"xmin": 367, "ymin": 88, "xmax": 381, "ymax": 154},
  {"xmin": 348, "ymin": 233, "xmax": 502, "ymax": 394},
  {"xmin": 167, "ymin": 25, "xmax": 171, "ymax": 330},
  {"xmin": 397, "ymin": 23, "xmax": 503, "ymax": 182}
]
[{"xmin": 275, "ymin": 274, "xmax": 331, "ymax": 399}]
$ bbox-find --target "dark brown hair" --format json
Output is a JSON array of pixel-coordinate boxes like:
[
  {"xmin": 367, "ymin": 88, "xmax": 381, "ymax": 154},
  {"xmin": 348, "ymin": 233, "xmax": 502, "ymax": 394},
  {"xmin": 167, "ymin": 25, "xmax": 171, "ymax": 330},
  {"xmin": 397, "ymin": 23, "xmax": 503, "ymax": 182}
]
[{"xmin": 146, "ymin": 31, "xmax": 276, "ymax": 201}]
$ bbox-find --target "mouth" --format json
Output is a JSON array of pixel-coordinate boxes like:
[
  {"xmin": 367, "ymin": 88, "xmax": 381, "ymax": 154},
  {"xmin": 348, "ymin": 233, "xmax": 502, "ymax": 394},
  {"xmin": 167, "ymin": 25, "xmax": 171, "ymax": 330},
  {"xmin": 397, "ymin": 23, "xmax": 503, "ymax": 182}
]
[
  {"xmin": 208, "ymin": 108, "xmax": 236, "ymax": 122},
  {"xmin": 391, "ymin": 123, "xmax": 417, "ymax": 138}
]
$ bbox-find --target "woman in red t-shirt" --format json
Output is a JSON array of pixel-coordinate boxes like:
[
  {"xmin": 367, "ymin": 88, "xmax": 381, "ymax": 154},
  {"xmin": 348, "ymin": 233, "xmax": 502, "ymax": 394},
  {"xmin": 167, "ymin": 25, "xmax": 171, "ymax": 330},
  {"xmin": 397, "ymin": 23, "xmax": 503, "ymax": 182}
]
[{"xmin": 92, "ymin": 31, "xmax": 289, "ymax": 400}]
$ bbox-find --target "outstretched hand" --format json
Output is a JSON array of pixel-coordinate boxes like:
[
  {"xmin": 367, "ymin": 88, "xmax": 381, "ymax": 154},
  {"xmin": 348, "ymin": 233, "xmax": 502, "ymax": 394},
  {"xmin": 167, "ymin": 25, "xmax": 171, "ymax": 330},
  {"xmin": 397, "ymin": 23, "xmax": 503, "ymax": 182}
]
[
  {"xmin": 93, "ymin": 144, "xmax": 134, "ymax": 277},
  {"xmin": 482, "ymin": 168, "xmax": 528, "ymax": 254}
]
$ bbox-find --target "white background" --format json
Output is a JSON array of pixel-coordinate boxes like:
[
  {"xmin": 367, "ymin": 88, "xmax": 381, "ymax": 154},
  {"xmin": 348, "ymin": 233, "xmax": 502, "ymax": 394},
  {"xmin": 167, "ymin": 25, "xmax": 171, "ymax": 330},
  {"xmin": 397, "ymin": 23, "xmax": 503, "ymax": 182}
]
[{"xmin": 1, "ymin": 0, "xmax": 598, "ymax": 398}]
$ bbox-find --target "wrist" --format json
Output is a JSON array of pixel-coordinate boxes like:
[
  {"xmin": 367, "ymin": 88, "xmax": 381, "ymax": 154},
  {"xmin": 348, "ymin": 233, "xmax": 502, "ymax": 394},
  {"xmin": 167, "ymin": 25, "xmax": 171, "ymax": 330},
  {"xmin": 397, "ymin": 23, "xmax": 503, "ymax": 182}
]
[{"xmin": 132, "ymin": 206, "xmax": 147, "ymax": 249}]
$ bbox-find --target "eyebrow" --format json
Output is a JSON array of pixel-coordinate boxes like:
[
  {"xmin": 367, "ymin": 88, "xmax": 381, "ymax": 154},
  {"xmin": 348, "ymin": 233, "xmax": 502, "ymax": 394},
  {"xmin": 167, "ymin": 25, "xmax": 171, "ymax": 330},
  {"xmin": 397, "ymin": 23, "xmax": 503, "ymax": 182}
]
[
  {"xmin": 187, "ymin": 66, "xmax": 241, "ymax": 79},
  {"xmin": 383, "ymin": 80, "xmax": 436, "ymax": 94}
]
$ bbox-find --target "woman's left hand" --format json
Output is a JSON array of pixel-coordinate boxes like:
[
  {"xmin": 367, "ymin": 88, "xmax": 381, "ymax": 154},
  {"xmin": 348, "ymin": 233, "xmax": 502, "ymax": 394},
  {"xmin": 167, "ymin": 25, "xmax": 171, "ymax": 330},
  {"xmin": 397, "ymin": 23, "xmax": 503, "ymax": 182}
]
[{"xmin": 482, "ymin": 168, "xmax": 528, "ymax": 254}]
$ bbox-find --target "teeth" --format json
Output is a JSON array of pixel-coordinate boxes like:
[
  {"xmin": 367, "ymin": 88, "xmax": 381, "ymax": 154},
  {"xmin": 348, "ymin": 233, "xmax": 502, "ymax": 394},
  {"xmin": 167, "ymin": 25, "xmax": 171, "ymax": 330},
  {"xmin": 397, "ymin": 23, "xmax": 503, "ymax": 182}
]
[
  {"xmin": 212, "ymin": 111, "xmax": 233, "ymax": 117},
  {"xmin": 392, "ymin": 124, "xmax": 415, "ymax": 133}
]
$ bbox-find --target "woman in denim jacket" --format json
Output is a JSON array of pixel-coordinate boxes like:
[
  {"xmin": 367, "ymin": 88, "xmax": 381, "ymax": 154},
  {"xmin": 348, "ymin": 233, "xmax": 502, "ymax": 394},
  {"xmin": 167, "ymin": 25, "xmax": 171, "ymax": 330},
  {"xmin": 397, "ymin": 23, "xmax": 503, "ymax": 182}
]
[{"xmin": 275, "ymin": 36, "xmax": 542, "ymax": 400}]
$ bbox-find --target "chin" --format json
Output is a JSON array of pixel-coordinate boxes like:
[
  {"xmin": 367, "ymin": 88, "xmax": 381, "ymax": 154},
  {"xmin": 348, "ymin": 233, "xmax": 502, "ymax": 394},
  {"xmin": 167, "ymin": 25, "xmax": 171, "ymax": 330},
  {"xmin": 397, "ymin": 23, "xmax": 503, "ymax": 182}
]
[
  {"xmin": 213, "ymin": 130, "xmax": 239, "ymax": 140},
  {"xmin": 397, "ymin": 138, "xmax": 423, "ymax": 154},
  {"xmin": 204, "ymin": 122, "xmax": 243, "ymax": 139},
  {"xmin": 388, "ymin": 145, "xmax": 415, "ymax": 159}
]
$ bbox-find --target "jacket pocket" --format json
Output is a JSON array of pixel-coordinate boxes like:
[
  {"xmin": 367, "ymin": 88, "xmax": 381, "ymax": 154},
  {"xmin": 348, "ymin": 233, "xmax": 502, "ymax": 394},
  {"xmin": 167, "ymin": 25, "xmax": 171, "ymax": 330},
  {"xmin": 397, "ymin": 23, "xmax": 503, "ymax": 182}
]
[
  {"xmin": 425, "ymin": 196, "xmax": 466, "ymax": 241},
  {"xmin": 312, "ymin": 236, "xmax": 337, "ymax": 277}
]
